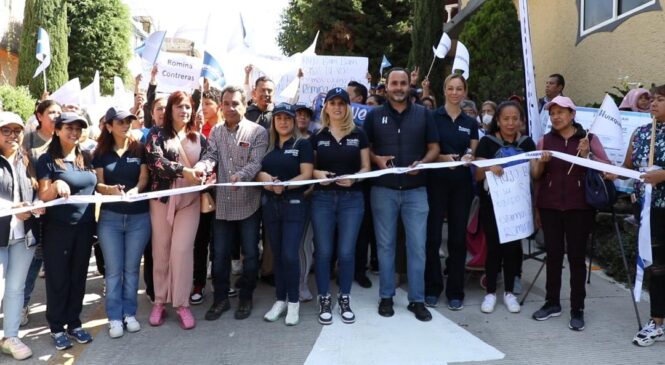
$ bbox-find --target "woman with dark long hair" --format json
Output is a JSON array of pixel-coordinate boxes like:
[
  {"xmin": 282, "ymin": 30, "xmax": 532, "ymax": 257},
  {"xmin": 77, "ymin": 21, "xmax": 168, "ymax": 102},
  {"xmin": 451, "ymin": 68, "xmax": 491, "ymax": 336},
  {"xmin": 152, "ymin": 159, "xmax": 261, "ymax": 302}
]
[
  {"xmin": 93, "ymin": 108, "xmax": 150, "ymax": 338},
  {"xmin": 37, "ymin": 112, "xmax": 97, "ymax": 350},
  {"xmin": 145, "ymin": 91, "xmax": 205, "ymax": 330}
]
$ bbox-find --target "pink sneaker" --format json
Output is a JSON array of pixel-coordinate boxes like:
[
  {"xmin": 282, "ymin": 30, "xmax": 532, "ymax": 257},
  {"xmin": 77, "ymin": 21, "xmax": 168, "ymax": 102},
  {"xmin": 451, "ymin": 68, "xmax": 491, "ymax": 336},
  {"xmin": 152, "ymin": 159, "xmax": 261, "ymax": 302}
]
[
  {"xmin": 177, "ymin": 306, "xmax": 196, "ymax": 330},
  {"xmin": 149, "ymin": 304, "xmax": 166, "ymax": 326}
]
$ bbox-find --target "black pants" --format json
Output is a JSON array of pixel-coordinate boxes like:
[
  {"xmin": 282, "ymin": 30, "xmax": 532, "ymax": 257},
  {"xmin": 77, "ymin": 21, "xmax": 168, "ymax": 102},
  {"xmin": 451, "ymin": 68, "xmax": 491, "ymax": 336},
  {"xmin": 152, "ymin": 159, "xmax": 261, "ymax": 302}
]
[
  {"xmin": 648, "ymin": 208, "xmax": 665, "ymax": 318},
  {"xmin": 540, "ymin": 208, "xmax": 594, "ymax": 311},
  {"xmin": 425, "ymin": 170, "xmax": 473, "ymax": 300},
  {"xmin": 355, "ymin": 183, "xmax": 378, "ymax": 275},
  {"xmin": 479, "ymin": 193, "xmax": 522, "ymax": 293},
  {"xmin": 193, "ymin": 212, "xmax": 214, "ymax": 287},
  {"xmin": 143, "ymin": 237, "xmax": 154, "ymax": 299},
  {"xmin": 43, "ymin": 221, "xmax": 95, "ymax": 333}
]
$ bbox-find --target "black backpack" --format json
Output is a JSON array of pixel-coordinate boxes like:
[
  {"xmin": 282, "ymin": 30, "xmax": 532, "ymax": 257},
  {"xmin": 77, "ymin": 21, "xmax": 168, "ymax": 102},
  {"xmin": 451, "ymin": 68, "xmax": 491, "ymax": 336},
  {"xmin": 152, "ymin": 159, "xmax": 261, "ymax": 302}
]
[{"xmin": 584, "ymin": 134, "xmax": 617, "ymax": 210}]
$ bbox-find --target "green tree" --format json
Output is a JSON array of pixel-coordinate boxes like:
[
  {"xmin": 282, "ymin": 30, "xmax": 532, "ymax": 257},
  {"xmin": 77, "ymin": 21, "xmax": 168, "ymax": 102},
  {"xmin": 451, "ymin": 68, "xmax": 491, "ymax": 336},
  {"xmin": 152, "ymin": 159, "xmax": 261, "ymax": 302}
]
[
  {"xmin": 277, "ymin": 0, "xmax": 412, "ymax": 83},
  {"xmin": 408, "ymin": 0, "xmax": 446, "ymax": 104},
  {"xmin": 459, "ymin": 0, "xmax": 524, "ymax": 103},
  {"xmin": 16, "ymin": 0, "xmax": 69, "ymax": 98},
  {"xmin": 0, "ymin": 85, "xmax": 36, "ymax": 121},
  {"xmin": 67, "ymin": 0, "xmax": 132, "ymax": 95}
]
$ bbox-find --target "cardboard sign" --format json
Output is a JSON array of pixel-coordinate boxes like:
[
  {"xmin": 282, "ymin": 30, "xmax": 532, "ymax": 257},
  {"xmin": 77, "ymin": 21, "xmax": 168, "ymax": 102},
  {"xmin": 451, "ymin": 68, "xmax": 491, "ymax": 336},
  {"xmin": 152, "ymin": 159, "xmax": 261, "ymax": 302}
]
[{"xmin": 485, "ymin": 163, "xmax": 534, "ymax": 243}]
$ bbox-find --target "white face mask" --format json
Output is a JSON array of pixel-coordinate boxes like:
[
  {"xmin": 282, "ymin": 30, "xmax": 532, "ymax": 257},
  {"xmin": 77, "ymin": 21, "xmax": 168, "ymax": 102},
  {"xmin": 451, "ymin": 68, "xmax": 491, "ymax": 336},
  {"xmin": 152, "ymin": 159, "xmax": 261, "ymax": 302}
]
[{"xmin": 482, "ymin": 114, "xmax": 493, "ymax": 125}]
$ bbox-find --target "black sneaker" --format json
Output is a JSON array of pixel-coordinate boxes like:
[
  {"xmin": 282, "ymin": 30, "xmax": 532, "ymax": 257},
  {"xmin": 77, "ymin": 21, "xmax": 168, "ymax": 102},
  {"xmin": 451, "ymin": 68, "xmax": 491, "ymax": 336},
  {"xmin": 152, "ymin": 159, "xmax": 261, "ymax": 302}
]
[
  {"xmin": 407, "ymin": 302, "xmax": 432, "ymax": 322},
  {"xmin": 338, "ymin": 294, "xmax": 355, "ymax": 324},
  {"xmin": 378, "ymin": 298, "xmax": 394, "ymax": 317},
  {"xmin": 228, "ymin": 288, "xmax": 238, "ymax": 298},
  {"xmin": 234, "ymin": 298, "xmax": 253, "ymax": 320},
  {"xmin": 532, "ymin": 301, "xmax": 562, "ymax": 321},
  {"xmin": 205, "ymin": 299, "xmax": 230, "ymax": 321},
  {"xmin": 569, "ymin": 309, "xmax": 585, "ymax": 331},
  {"xmin": 355, "ymin": 274, "xmax": 372, "ymax": 288},
  {"xmin": 318, "ymin": 295, "xmax": 333, "ymax": 325}
]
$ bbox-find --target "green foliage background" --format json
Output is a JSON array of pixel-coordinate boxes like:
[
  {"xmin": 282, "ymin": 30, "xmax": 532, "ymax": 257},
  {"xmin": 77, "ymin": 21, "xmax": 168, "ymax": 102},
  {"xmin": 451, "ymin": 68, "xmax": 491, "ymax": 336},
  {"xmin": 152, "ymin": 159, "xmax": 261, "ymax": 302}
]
[{"xmin": 0, "ymin": 85, "xmax": 36, "ymax": 121}]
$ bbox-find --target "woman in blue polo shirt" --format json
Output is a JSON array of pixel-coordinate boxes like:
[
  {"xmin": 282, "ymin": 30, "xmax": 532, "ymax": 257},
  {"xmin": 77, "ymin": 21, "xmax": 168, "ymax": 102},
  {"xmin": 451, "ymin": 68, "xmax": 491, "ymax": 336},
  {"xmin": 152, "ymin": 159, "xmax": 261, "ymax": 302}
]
[
  {"xmin": 258, "ymin": 103, "xmax": 313, "ymax": 326},
  {"xmin": 37, "ymin": 112, "xmax": 97, "ymax": 351},
  {"xmin": 93, "ymin": 108, "xmax": 150, "ymax": 338},
  {"xmin": 310, "ymin": 88, "xmax": 371, "ymax": 325},
  {"xmin": 425, "ymin": 74, "xmax": 479, "ymax": 310}
]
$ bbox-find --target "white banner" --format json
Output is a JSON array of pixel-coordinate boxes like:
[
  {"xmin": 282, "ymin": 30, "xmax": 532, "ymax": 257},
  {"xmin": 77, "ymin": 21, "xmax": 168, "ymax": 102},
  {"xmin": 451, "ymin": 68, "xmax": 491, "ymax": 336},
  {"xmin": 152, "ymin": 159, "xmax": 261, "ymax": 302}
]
[
  {"xmin": 485, "ymin": 163, "xmax": 534, "ymax": 243},
  {"xmin": 154, "ymin": 52, "xmax": 202, "ymax": 94},
  {"xmin": 452, "ymin": 41, "xmax": 470, "ymax": 79},
  {"xmin": 278, "ymin": 55, "xmax": 369, "ymax": 105},
  {"xmin": 518, "ymin": 0, "xmax": 543, "ymax": 144},
  {"xmin": 50, "ymin": 78, "xmax": 81, "ymax": 106}
]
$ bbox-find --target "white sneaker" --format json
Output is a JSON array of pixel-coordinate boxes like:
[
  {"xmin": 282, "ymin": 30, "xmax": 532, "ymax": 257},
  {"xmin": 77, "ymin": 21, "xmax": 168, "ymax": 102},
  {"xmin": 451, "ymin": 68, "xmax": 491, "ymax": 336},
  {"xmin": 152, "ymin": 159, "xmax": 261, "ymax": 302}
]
[
  {"xmin": 124, "ymin": 316, "xmax": 141, "ymax": 333},
  {"xmin": 1, "ymin": 337, "xmax": 32, "ymax": 360},
  {"xmin": 108, "ymin": 320, "xmax": 124, "ymax": 338},
  {"xmin": 231, "ymin": 259, "xmax": 243, "ymax": 275},
  {"xmin": 285, "ymin": 302, "xmax": 300, "ymax": 326},
  {"xmin": 264, "ymin": 301, "xmax": 287, "ymax": 322},
  {"xmin": 503, "ymin": 292, "xmax": 521, "ymax": 313},
  {"xmin": 480, "ymin": 293, "xmax": 496, "ymax": 313},
  {"xmin": 633, "ymin": 319, "xmax": 665, "ymax": 346},
  {"xmin": 20, "ymin": 305, "xmax": 29, "ymax": 327}
]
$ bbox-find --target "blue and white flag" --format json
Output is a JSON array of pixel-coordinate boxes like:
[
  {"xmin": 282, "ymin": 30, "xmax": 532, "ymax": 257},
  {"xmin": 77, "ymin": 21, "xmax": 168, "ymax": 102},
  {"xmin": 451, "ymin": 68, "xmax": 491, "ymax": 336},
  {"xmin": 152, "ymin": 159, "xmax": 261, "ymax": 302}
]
[
  {"xmin": 379, "ymin": 55, "xmax": 391, "ymax": 76},
  {"xmin": 635, "ymin": 179, "xmax": 654, "ymax": 301},
  {"xmin": 201, "ymin": 51, "xmax": 226, "ymax": 90},
  {"xmin": 33, "ymin": 27, "xmax": 51, "ymax": 78},
  {"xmin": 137, "ymin": 31, "xmax": 166, "ymax": 65}
]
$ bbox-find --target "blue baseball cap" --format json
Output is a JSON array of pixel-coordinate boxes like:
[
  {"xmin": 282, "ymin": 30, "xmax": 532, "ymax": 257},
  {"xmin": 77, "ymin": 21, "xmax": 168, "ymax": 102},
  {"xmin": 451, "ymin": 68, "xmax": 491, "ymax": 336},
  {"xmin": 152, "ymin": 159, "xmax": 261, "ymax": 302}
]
[
  {"xmin": 324, "ymin": 87, "xmax": 350, "ymax": 104},
  {"xmin": 105, "ymin": 107, "xmax": 137, "ymax": 123},
  {"xmin": 272, "ymin": 103, "xmax": 295, "ymax": 118},
  {"xmin": 55, "ymin": 112, "xmax": 88, "ymax": 128},
  {"xmin": 294, "ymin": 103, "xmax": 314, "ymax": 116}
]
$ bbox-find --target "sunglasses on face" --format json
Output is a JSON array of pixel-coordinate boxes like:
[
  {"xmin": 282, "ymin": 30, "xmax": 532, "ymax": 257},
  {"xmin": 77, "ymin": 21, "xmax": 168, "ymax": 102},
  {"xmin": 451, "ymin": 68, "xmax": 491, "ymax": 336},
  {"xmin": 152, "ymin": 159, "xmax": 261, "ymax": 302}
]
[{"xmin": 0, "ymin": 128, "xmax": 23, "ymax": 137}]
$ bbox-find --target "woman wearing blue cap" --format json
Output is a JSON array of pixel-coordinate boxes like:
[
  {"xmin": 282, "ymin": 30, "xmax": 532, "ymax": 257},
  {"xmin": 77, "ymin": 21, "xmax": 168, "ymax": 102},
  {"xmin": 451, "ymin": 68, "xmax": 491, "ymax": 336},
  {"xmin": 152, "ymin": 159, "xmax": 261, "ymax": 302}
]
[
  {"xmin": 36, "ymin": 112, "xmax": 97, "ymax": 350},
  {"xmin": 310, "ymin": 88, "xmax": 370, "ymax": 325},
  {"xmin": 258, "ymin": 103, "xmax": 313, "ymax": 325},
  {"xmin": 93, "ymin": 108, "xmax": 150, "ymax": 338}
]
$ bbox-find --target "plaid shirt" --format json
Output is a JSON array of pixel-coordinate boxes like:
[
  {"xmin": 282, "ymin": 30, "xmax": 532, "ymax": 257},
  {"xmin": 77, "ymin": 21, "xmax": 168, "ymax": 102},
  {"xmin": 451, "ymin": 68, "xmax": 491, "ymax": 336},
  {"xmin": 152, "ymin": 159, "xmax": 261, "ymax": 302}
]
[{"xmin": 196, "ymin": 118, "xmax": 268, "ymax": 221}]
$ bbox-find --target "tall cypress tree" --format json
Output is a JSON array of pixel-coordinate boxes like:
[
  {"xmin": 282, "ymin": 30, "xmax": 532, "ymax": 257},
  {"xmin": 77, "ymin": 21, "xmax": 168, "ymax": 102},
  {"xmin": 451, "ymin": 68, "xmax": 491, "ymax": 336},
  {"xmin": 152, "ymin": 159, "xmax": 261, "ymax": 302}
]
[
  {"xmin": 408, "ymin": 0, "xmax": 445, "ymax": 104},
  {"xmin": 459, "ymin": 0, "xmax": 524, "ymax": 103},
  {"xmin": 67, "ymin": 0, "xmax": 132, "ymax": 95},
  {"xmin": 16, "ymin": 0, "xmax": 69, "ymax": 98}
]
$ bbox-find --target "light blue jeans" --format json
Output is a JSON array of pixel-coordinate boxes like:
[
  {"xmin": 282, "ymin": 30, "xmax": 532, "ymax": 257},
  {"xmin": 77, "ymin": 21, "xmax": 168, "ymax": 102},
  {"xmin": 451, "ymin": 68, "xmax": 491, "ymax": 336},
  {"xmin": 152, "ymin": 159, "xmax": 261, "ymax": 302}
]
[
  {"xmin": 98, "ymin": 210, "xmax": 151, "ymax": 320},
  {"xmin": 0, "ymin": 238, "xmax": 35, "ymax": 337},
  {"xmin": 371, "ymin": 186, "xmax": 429, "ymax": 303}
]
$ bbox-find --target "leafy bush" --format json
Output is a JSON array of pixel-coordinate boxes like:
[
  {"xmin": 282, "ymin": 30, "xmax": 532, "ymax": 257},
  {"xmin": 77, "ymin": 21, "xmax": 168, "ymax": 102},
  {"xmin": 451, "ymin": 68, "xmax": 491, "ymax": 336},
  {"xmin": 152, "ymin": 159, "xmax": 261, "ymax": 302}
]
[
  {"xmin": 0, "ymin": 84, "xmax": 36, "ymax": 121},
  {"xmin": 591, "ymin": 211, "xmax": 642, "ymax": 287}
]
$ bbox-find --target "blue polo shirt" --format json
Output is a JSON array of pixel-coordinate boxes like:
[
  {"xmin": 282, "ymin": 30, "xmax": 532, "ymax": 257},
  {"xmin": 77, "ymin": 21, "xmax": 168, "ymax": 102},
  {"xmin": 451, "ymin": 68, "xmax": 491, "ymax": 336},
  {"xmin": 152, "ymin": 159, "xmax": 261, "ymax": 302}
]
[
  {"xmin": 261, "ymin": 137, "xmax": 314, "ymax": 195},
  {"xmin": 431, "ymin": 107, "xmax": 479, "ymax": 180},
  {"xmin": 310, "ymin": 127, "xmax": 369, "ymax": 191},
  {"xmin": 92, "ymin": 149, "xmax": 149, "ymax": 214},
  {"xmin": 36, "ymin": 154, "xmax": 97, "ymax": 224}
]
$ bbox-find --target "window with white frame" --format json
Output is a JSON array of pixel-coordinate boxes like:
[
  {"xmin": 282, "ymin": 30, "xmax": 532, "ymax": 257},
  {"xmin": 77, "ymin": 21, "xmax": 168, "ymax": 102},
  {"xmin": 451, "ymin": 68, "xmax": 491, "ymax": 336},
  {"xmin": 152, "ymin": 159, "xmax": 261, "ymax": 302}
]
[{"xmin": 580, "ymin": 0, "xmax": 656, "ymax": 36}]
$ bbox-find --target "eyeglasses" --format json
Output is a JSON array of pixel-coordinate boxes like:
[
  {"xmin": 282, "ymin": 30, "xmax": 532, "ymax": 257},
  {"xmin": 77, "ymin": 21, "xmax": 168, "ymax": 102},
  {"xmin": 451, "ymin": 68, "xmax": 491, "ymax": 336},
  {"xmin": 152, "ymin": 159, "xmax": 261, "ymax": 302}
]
[{"xmin": 0, "ymin": 128, "xmax": 23, "ymax": 137}]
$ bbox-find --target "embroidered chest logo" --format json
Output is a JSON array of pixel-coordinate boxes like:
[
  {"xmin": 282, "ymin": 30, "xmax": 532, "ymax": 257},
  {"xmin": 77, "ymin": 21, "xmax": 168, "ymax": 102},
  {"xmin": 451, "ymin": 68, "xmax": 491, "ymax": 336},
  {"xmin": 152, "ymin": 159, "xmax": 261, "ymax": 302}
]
[
  {"xmin": 458, "ymin": 126, "xmax": 470, "ymax": 135},
  {"xmin": 126, "ymin": 157, "xmax": 141, "ymax": 164},
  {"xmin": 318, "ymin": 140, "xmax": 331, "ymax": 147},
  {"xmin": 284, "ymin": 149, "xmax": 299, "ymax": 157},
  {"xmin": 381, "ymin": 116, "xmax": 388, "ymax": 125},
  {"xmin": 346, "ymin": 138, "xmax": 359, "ymax": 147}
]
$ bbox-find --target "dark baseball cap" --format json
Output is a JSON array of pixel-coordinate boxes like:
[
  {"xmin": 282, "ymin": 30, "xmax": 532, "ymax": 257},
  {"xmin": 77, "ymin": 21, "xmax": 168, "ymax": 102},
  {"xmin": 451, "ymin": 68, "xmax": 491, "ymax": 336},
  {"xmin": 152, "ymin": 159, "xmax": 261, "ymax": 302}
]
[
  {"xmin": 324, "ymin": 87, "xmax": 350, "ymax": 104},
  {"xmin": 272, "ymin": 103, "xmax": 295, "ymax": 118},
  {"xmin": 294, "ymin": 103, "xmax": 314, "ymax": 116},
  {"xmin": 105, "ymin": 107, "xmax": 138, "ymax": 123},
  {"xmin": 55, "ymin": 112, "xmax": 88, "ymax": 128}
]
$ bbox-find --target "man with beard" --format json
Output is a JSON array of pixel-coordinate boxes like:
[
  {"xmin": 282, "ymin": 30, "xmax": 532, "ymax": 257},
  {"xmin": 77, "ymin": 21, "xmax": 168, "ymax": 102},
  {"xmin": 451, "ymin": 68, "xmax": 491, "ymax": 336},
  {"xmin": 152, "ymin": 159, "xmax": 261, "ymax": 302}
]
[{"xmin": 363, "ymin": 68, "xmax": 440, "ymax": 322}]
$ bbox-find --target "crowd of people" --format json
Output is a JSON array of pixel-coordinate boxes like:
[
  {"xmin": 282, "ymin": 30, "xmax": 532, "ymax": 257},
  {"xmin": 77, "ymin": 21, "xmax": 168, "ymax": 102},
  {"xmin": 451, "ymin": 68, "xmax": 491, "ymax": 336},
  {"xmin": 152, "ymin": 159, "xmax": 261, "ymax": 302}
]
[{"xmin": 0, "ymin": 64, "xmax": 664, "ymax": 361}]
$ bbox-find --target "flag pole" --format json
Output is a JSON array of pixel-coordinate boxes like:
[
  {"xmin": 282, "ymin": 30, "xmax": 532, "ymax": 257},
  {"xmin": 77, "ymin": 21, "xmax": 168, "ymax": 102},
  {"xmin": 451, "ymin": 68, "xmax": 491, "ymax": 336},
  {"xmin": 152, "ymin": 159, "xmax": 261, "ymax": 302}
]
[
  {"xmin": 425, "ymin": 56, "xmax": 436, "ymax": 80},
  {"xmin": 649, "ymin": 116, "xmax": 657, "ymax": 167},
  {"xmin": 43, "ymin": 68, "xmax": 48, "ymax": 93}
]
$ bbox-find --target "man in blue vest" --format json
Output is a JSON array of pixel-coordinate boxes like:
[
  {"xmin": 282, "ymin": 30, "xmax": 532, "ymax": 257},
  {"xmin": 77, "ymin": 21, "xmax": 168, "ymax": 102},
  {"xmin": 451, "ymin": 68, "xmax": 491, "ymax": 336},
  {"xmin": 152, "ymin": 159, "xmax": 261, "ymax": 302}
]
[{"xmin": 363, "ymin": 68, "xmax": 440, "ymax": 321}]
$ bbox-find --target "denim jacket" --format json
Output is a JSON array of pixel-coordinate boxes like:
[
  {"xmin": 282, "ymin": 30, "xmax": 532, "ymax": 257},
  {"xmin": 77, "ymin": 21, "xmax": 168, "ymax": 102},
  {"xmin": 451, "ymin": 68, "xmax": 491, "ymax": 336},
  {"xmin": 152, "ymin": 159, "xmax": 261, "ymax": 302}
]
[{"xmin": 0, "ymin": 153, "xmax": 39, "ymax": 247}]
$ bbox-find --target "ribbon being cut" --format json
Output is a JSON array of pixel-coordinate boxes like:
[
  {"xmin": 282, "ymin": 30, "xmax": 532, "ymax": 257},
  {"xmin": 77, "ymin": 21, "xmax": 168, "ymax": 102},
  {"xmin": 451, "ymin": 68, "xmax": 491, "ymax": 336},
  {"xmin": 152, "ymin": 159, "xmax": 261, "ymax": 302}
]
[{"xmin": 0, "ymin": 150, "xmax": 642, "ymax": 218}]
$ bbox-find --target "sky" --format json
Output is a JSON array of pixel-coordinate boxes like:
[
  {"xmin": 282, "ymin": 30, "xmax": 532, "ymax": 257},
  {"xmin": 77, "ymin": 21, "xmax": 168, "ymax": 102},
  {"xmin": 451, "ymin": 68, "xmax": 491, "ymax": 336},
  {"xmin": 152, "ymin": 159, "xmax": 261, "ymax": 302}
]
[{"xmin": 123, "ymin": 0, "xmax": 290, "ymax": 56}]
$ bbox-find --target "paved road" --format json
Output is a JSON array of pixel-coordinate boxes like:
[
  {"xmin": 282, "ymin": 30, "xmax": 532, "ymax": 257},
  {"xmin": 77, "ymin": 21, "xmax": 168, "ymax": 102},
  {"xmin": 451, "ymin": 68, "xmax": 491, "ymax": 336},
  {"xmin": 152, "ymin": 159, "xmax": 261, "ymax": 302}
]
[{"xmin": 5, "ymin": 249, "xmax": 661, "ymax": 365}]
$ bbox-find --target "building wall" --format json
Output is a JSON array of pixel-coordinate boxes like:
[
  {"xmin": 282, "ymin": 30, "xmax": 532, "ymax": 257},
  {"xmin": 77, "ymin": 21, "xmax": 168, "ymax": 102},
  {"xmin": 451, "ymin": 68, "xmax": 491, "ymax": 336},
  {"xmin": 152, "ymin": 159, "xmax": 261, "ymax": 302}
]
[
  {"xmin": 0, "ymin": 49, "xmax": 19, "ymax": 85},
  {"xmin": 523, "ymin": 0, "xmax": 665, "ymax": 105}
]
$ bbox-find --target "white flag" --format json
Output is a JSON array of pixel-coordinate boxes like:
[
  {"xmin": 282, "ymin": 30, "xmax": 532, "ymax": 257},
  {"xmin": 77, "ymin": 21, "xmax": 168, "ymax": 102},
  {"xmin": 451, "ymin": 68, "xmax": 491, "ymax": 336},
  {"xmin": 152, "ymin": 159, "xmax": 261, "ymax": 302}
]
[
  {"xmin": 432, "ymin": 32, "xmax": 451, "ymax": 59},
  {"xmin": 50, "ymin": 78, "xmax": 81, "ymax": 106},
  {"xmin": 140, "ymin": 31, "xmax": 166, "ymax": 65},
  {"xmin": 589, "ymin": 94, "xmax": 623, "ymax": 149},
  {"xmin": 80, "ymin": 71, "xmax": 101, "ymax": 108},
  {"xmin": 113, "ymin": 76, "xmax": 131, "ymax": 108},
  {"xmin": 452, "ymin": 41, "xmax": 470, "ymax": 79},
  {"xmin": 33, "ymin": 27, "xmax": 51, "ymax": 78}
]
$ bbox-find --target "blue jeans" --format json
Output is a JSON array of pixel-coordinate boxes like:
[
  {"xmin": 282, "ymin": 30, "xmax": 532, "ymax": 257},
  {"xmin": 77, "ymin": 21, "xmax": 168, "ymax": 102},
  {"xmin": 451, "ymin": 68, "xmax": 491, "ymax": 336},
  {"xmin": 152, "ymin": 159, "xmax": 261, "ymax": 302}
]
[
  {"xmin": 371, "ymin": 186, "xmax": 429, "ymax": 303},
  {"xmin": 311, "ymin": 190, "xmax": 364, "ymax": 295},
  {"xmin": 212, "ymin": 210, "xmax": 260, "ymax": 302},
  {"xmin": 23, "ymin": 253, "xmax": 42, "ymax": 307},
  {"xmin": 262, "ymin": 194, "xmax": 308, "ymax": 303},
  {"xmin": 0, "ymin": 238, "xmax": 35, "ymax": 337},
  {"xmin": 98, "ymin": 210, "xmax": 151, "ymax": 320}
]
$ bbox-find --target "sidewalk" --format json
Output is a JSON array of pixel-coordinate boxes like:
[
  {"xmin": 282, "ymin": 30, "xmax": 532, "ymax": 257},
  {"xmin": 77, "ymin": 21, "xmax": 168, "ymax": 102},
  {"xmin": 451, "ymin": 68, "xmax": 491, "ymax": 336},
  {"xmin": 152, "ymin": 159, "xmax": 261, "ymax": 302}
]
[{"xmin": 5, "ymin": 252, "xmax": 660, "ymax": 365}]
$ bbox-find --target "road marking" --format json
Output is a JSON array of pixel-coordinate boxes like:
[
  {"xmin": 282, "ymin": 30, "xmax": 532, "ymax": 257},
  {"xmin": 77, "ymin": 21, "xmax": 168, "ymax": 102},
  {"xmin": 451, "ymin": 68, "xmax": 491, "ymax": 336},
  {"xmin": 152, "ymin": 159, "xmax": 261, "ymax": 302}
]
[{"xmin": 305, "ymin": 286, "xmax": 504, "ymax": 365}]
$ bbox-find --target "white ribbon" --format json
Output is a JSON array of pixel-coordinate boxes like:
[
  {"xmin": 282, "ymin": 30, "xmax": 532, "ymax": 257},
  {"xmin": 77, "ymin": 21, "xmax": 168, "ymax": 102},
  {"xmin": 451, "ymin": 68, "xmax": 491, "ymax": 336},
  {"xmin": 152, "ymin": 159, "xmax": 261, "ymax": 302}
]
[
  {"xmin": 0, "ymin": 151, "xmax": 643, "ymax": 218},
  {"xmin": 635, "ymin": 172, "xmax": 656, "ymax": 302}
]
